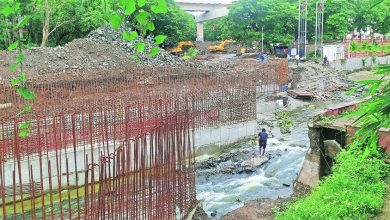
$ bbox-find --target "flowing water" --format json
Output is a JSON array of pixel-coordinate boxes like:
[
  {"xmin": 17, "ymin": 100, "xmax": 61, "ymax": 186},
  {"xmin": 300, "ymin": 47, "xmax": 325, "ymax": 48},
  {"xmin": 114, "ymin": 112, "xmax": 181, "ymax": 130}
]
[{"xmin": 195, "ymin": 100, "xmax": 349, "ymax": 219}]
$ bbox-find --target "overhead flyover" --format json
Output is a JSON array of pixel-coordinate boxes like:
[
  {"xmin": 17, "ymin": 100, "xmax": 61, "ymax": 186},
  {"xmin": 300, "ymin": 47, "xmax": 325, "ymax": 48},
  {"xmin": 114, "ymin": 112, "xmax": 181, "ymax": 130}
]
[{"xmin": 175, "ymin": 0, "xmax": 235, "ymax": 41}]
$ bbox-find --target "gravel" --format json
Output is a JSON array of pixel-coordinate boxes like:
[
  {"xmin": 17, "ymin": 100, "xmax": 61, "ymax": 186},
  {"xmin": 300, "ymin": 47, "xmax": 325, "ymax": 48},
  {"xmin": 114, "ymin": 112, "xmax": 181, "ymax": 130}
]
[
  {"xmin": 88, "ymin": 26, "xmax": 194, "ymax": 67},
  {"xmin": 1, "ymin": 25, "xmax": 197, "ymax": 80}
]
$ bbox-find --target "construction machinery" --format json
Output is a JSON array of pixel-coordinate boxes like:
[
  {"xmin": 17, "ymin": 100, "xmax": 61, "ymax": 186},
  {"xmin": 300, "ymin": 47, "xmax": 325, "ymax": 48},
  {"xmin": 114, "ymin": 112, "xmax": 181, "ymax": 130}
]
[
  {"xmin": 208, "ymin": 39, "xmax": 235, "ymax": 52},
  {"xmin": 169, "ymin": 41, "xmax": 195, "ymax": 54}
]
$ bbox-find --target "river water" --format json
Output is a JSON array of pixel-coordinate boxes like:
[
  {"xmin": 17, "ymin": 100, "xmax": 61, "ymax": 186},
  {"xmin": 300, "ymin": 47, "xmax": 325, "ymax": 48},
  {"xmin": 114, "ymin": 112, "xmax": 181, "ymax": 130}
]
[{"xmin": 195, "ymin": 100, "xmax": 349, "ymax": 219}]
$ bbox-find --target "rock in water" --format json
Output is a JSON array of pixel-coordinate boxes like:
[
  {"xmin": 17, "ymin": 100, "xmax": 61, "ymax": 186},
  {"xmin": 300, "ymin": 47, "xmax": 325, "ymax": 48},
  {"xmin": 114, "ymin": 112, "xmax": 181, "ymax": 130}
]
[{"xmin": 240, "ymin": 156, "xmax": 269, "ymax": 172}]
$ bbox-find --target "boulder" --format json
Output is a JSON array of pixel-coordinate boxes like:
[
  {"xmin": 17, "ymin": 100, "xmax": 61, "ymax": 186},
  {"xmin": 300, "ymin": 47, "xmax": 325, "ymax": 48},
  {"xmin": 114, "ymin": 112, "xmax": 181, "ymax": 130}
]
[
  {"xmin": 240, "ymin": 156, "xmax": 269, "ymax": 173},
  {"xmin": 323, "ymin": 140, "xmax": 342, "ymax": 159}
]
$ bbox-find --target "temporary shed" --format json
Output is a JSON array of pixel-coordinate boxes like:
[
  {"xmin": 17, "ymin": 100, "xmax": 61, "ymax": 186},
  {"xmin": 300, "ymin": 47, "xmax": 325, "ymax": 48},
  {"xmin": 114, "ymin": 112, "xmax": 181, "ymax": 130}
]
[{"xmin": 322, "ymin": 45, "xmax": 345, "ymax": 62}]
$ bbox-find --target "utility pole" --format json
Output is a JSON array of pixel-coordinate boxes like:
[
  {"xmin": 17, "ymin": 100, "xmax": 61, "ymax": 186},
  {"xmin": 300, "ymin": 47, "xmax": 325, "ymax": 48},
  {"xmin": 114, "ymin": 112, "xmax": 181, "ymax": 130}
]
[
  {"xmin": 315, "ymin": 2, "xmax": 318, "ymax": 57},
  {"xmin": 315, "ymin": 0, "xmax": 325, "ymax": 58},
  {"xmin": 298, "ymin": 0, "xmax": 308, "ymax": 58},
  {"xmin": 262, "ymin": 26, "xmax": 264, "ymax": 53}
]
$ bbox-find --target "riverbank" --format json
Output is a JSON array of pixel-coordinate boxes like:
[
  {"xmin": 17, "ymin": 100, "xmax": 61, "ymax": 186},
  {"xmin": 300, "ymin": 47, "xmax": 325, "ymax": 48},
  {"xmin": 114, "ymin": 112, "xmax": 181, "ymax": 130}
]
[
  {"xmin": 196, "ymin": 98, "xmax": 357, "ymax": 219},
  {"xmin": 220, "ymin": 182, "xmax": 310, "ymax": 220}
]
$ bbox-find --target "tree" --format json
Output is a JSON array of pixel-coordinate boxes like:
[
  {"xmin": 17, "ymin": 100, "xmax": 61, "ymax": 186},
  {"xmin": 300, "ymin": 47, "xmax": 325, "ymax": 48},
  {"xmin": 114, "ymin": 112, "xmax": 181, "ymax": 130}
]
[
  {"xmin": 351, "ymin": 0, "xmax": 390, "ymax": 37},
  {"xmin": 152, "ymin": 0, "xmax": 195, "ymax": 47},
  {"xmin": 40, "ymin": 0, "xmax": 105, "ymax": 47},
  {"xmin": 204, "ymin": 18, "xmax": 226, "ymax": 41},
  {"xmin": 123, "ymin": 0, "xmax": 195, "ymax": 47},
  {"xmin": 223, "ymin": 0, "xmax": 297, "ymax": 49},
  {"xmin": 322, "ymin": 0, "xmax": 355, "ymax": 41}
]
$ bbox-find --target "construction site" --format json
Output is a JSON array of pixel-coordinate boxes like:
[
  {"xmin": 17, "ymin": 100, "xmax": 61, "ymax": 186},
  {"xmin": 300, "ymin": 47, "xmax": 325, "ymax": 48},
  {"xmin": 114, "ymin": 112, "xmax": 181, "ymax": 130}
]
[
  {"xmin": 0, "ymin": 24, "xmax": 288, "ymax": 219},
  {"xmin": 0, "ymin": 0, "xmax": 389, "ymax": 219}
]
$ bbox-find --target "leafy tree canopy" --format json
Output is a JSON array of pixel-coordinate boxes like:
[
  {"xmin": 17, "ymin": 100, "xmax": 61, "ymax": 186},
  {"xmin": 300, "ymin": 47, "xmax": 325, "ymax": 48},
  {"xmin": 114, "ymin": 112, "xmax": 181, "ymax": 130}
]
[
  {"xmin": 0, "ymin": 0, "xmax": 195, "ymax": 49},
  {"xmin": 205, "ymin": 0, "xmax": 390, "ymax": 47}
]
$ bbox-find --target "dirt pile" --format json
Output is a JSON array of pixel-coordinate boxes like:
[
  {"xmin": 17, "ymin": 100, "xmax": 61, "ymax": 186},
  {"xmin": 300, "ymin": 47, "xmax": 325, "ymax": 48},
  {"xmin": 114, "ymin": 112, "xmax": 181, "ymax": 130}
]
[
  {"xmin": 22, "ymin": 38, "xmax": 131, "ymax": 72},
  {"xmin": 1, "ymin": 26, "xmax": 196, "ymax": 79},
  {"xmin": 290, "ymin": 61, "xmax": 360, "ymax": 99},
  {"xmin": 88, "ymin": 26, "xmax": 193, "ymax": 67}
]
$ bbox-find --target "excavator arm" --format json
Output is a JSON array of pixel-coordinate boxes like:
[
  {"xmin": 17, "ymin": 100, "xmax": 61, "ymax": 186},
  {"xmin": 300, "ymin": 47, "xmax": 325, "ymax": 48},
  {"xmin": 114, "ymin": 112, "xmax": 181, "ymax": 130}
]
[
  {"xmin": 208, "ymin": 40, "xmax": 234, "ymax": 52},
  {"xmin": 169, "ymin": 41, "xmax": 195, "ymax": 54}
]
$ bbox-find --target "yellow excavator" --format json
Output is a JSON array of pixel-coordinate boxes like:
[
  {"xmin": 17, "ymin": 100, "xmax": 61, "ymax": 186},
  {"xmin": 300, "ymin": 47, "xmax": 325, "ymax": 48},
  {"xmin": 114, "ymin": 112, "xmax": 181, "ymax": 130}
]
[
  {"xmin": 169, "ymin": 41, "xmax": 195, "ymax": 54},
  {"xmin": 208, "ymin": 39, "xmax": 235, "ymax": 52}
]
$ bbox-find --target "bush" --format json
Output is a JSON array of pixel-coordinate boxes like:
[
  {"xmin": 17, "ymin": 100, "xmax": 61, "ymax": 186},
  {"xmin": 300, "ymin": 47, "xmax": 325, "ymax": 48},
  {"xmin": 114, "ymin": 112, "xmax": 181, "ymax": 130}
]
[
  {"xmin": 276, "ymin": 147, "xmax": 387, "ymax": 220},
  {"xmin": 362, "ymin": 41, "xmax": 370, "ymax": 51},
  {"xmin": 276, "ymin": 110, "xmax": 293, "ymax": 134},
  {"xmin": 183, "ymin": 48, "xmax": 199, "ymax": 60},
  {"xmin": 350, "ymin": 41, "xmax": 358, "ymax": 52}
]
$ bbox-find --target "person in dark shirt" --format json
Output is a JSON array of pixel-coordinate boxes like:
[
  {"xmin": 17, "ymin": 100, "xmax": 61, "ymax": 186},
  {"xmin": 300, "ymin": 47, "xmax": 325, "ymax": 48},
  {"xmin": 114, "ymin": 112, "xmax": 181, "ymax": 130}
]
[
  {"xmin": 258, "ymin": 128, "xmax": 268, "ymax": 156},
  {"xmin": 323, "ymin": 55, "xmax": 329, "ymax": 65}
]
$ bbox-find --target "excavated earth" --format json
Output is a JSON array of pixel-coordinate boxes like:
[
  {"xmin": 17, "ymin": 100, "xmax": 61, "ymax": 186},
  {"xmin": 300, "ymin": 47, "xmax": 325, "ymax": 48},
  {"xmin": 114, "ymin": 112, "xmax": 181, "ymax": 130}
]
[{"xmin": 0, "ymin": 26, "xmax": 197, "ymax": 82}]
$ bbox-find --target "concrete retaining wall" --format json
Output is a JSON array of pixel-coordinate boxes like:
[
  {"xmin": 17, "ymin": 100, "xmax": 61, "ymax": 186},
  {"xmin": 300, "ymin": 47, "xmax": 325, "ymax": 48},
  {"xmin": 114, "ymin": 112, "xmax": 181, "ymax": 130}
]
[{"xmin": 330, "ymin": 55, "xmax": 389, "ymax": 72}]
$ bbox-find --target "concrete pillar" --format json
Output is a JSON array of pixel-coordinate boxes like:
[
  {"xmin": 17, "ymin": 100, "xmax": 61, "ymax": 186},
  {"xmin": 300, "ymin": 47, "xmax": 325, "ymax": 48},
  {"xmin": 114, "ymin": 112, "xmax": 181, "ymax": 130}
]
[{"xmin": 196, "ymin": 22, "xmax": 204, "ymax": 42}]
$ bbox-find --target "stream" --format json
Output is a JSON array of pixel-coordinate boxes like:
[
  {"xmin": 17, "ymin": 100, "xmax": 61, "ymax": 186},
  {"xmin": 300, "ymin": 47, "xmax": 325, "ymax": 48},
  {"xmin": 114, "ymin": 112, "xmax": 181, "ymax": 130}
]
[{"xmin": 195, "ymin": 99, "xmax": 352, "ymax": 219}]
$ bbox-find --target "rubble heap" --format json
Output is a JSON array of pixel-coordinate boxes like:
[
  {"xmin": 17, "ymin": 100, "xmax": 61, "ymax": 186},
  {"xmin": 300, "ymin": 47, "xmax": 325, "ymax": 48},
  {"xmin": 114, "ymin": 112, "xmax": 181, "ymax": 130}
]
[{"xmin": 88, "ymin": 26, "xmax": 194, "ymax": 67}]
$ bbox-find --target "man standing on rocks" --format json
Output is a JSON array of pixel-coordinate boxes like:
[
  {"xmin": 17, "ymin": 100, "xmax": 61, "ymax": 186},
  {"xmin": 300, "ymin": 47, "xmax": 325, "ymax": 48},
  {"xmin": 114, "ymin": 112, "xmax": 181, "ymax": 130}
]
[{"xmin": 258, "ymin": 128, "xmax": 268, "ymax": 156}]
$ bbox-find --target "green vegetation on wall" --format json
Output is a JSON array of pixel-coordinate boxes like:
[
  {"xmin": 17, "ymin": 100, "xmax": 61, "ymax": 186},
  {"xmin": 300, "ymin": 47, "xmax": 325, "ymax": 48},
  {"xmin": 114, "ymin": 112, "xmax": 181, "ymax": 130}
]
[{"xmin": 350, "ymin": 41, "xmax": 390, "ymax": 53}]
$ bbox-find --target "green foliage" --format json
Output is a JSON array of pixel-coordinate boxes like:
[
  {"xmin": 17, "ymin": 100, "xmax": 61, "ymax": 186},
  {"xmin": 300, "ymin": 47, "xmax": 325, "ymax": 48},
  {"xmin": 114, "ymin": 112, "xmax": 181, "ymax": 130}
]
[
  {"xmin": 122, "ymin": 31, "xmax": 138, "ymax": 42},
  {"xmin": 182, "ymin": 47, "xmax": 198, "ymax": 60},
  {"xmin": 279, "ymin": 64, "xmax": 389, "ymax": 219},
  {"xmin": 346, "ymin": 64, "xmax": 390, "ymax": 156},
  {"xmin": 0, "ymin": 0, "xmax": 182, "ymax": 49},
  {"xmin": 352, "ymin": 0, "xmax": 390, "ymax": 35},
  {"xmin": 319, "ymin": 115, "xmax": 338, "ymax": 126},
  {"xmin": 19, "ymin": 121, "xmax": 31, "ymax": 137},
  {"xmin": 204, "ymin": 18, "xmax": 226, "ymax": 41},
  {"xmin": 1, "ymin": 0, "xmax": 36, "ymax": 137},
  {"xmin": 322, "ymin": 0, "xmax": 355, "ymax": 41},
  {"xmin": 202, "ymin": 0, "xmax": 389, "ymax": 46},
  {"xmin": 17, "ymin": 86, "xmax": 36, "ymax": 100},
  {"xmin": 7, "ymin": 41, "xmax": 19, "ymax": 51},
  {"xmin": 306, "ymin": 50, "xmax": 317, "ymax": 59},
  {"xmin": 135, "ymin": 42, "xmax": 145, "ymax": 52},
  {"xmin": 276, "ymin": 147, "xmax": 387, "ymax": 219},
  {"xmin": 113, "ymin": 0, "xmax": 192, "ymax": 54},
  {"xmin": 154, "ymin": 35, "xmax": 167, "ymax": 45},
  {"xmin": 222, "ymin": 0, "xmax": 297, "ymax": 47},
  {"xmin": 109, "ymin": 14, "xmax": 123, "ymax": 29},
  {"xmin": 362, "ymin": 41, "xmax": 370, "ymax": 50},
  {"xmin": 147, "ymin": 47, "xmax": 161, "ymax": 57},
  {"xmin": 150, "ymin": 0, "xmax": 195, "ymax": 47},
  {"xmin": 350, "ymin": 41, "xmax": 390, "ymax": 53},
  {"xmin": 276, "ymin": 110, "xmax": 293, "ymax": 134}
]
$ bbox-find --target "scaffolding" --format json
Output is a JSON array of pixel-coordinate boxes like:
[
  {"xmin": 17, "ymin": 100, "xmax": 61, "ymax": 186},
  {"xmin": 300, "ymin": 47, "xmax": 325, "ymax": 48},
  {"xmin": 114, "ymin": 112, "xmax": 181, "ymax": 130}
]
[
  {"xmin": 0, "ymin": 59, "xmax": 289, "ymax": 219},
  {"xmin": 298, "ymin": 0, "xmax": 308, "ymax": 58},
  {"xmin": 315, "ymin": 0, "xmax": 325, "ymax": 57}
]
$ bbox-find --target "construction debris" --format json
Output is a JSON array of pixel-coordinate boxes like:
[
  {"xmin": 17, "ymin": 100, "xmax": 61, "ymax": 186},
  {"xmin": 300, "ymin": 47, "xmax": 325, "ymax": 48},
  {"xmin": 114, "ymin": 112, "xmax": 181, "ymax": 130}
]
[
  {"xmin": 88, "ymin": 26, "xmax": 194, "ymax": 67},
  {"xmin": 289, "ymin": 61, "xmax": 360, "ymax": 100}
]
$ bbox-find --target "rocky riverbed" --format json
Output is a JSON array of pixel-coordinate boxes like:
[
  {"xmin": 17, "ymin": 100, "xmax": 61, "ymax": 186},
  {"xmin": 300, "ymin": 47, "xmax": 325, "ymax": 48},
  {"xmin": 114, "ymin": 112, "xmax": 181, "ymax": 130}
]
[
  {"xmin": 195, "ymin": 93, "xmax": 360, "ymax": 219},
  {"xmin": 196, "ymin": 137, "xmax": 308, "ymax": 219}
]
